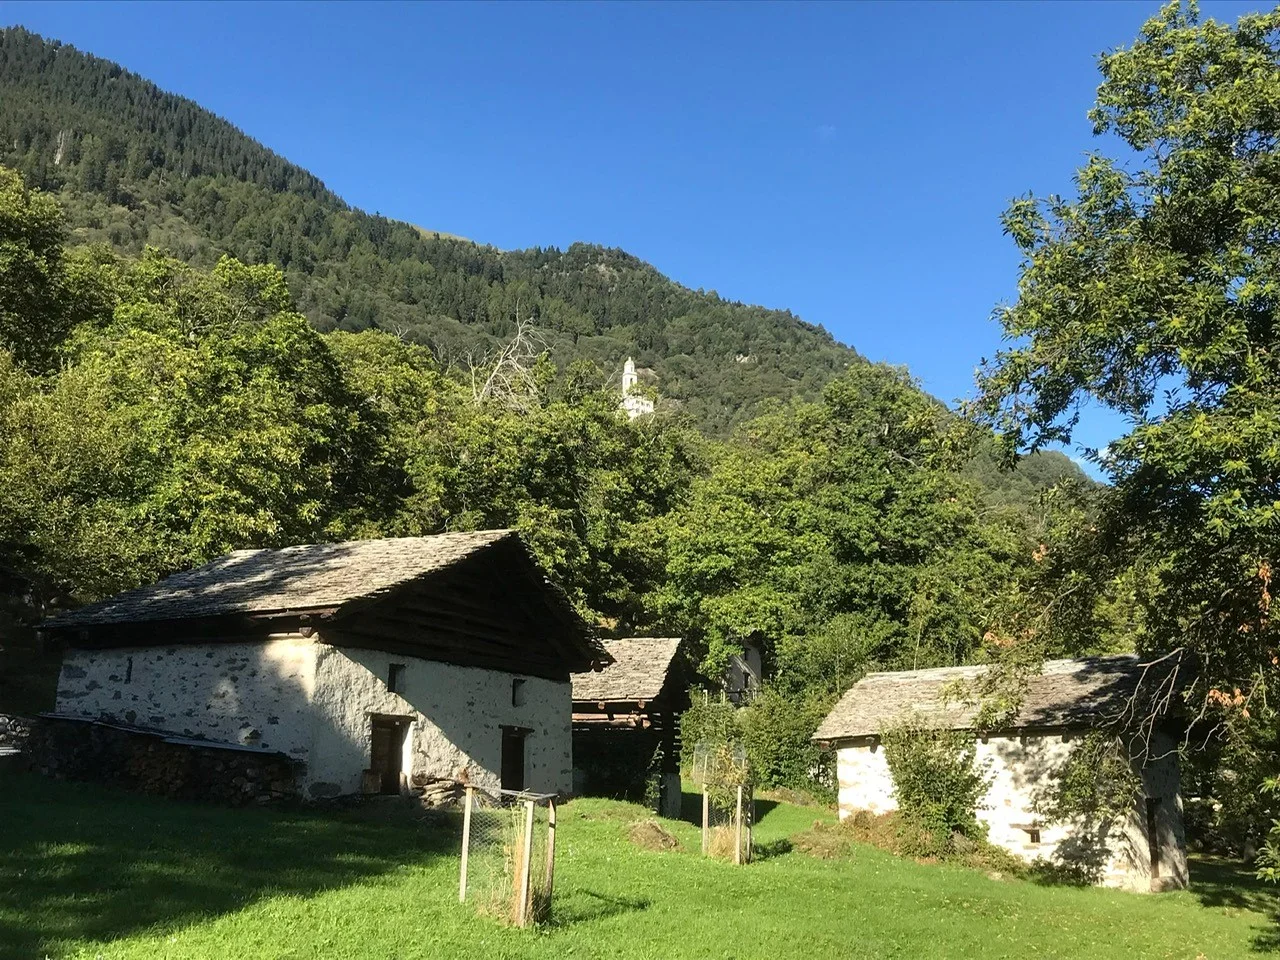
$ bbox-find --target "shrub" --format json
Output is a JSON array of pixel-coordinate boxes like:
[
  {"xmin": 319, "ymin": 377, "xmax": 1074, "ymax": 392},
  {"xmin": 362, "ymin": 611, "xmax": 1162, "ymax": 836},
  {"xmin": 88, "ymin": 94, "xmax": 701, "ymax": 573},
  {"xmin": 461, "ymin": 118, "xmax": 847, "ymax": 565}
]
[
  {"xmin": 1259, "ymin": 778, "xmax": 1280, "ymax": 883},
  {"xmin": 679, "ymin": 690, "xmax": 739, "ymax": 758},
  {"xmin": 680, "ymin": 691, "xmax": 750, "ymax": 810},
  {"xmin": 881, "ymin": 719, "xmax": 990, "ymax": 855},
  {"xmin": 680, "ymin": 686, "xmax": 835, "ymax": 799},
  {"xmin": 738, "ymin": 687, "xmax": 834, "ymax": 797}
]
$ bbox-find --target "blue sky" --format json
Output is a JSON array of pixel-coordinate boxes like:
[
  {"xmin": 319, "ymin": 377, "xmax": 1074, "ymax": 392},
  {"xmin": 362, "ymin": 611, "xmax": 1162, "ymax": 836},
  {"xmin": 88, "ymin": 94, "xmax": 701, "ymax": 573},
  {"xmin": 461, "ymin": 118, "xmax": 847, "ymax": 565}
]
[{"xmin": 0, "ymin": 0, "xmax": 1267, "ymax": 468}]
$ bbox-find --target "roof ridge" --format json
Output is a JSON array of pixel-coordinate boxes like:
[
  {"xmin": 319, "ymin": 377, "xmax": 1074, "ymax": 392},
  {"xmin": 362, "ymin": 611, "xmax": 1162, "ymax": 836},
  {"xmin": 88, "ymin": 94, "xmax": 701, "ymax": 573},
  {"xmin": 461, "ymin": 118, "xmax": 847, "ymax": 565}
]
[
  {"xmin": 42, "ymin": 530, "xmax": 521, "ymax": 630},
  {"xmin": 815, "ymin": 652, "xmax": 1177, "ymax": 742},
  {"xmin": 571, "ymin": 636, "xmax": 683, "ymax": 702}
]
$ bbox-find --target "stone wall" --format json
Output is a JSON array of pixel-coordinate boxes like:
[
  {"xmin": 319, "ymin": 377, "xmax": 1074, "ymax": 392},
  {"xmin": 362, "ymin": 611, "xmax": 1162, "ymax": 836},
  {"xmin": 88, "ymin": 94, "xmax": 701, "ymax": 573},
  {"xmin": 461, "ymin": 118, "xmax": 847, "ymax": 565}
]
[
  {"xmin": 836, "ymin": 730, "xmax": 1188, "ymax": 892},
  {"xmin": 56, "ymin": 638, "xmax": 318, "ymax": 762},
  {"xmin": 51, "ymin": 636, "xmax": 574, "ymax": 800},
  {"xmin": 307, "ymin": 642, "xmax": 573, "ymax": 798},
  {"xmin": 28, "ymin": 716, "xmax": 300, "ymax": 805}
]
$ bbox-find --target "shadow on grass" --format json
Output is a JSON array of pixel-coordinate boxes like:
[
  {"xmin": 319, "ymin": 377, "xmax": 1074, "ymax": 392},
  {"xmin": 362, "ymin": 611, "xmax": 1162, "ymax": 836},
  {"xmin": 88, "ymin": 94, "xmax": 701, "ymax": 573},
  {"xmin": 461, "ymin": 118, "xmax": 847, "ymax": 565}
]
[
  {"xmin": 549, "ymin": 890, "xmax": 651, "ymax": 926},
  {"xmin": 752, "ymin": 838, "xmax": 793, "ymax": 861},
  {"xmin": 679, "ymin": 788, "xmax": 700, "ymax": 824},
  {"xmin": 0, "ymin": 772, "xmax": 456, "ymax": 958},
  {"xmin": 1189, "ymin": 855, "xmax": 1280, "ymax": 952}
]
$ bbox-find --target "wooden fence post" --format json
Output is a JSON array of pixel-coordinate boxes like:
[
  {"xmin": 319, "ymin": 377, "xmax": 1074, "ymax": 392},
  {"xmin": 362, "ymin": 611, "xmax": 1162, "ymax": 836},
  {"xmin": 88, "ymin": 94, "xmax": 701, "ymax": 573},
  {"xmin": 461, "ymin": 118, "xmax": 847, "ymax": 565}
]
[
  {"xmin": 701, "ymin": 788, "xmax": 710, "ymax": 854},
  {"xmin": 543, "ymin": 797, "xmax": 557, "ymax": 912},
  {"xmin": 734, "ymin": 784, "xmax": 744, "ymax": 865},
  {"xmin": 517, "ymin": 798, "xmax": 535, "ymax": 926},
  {"xmin": 458, "ymin": 785, "xmax": 473, "ymax": 903}
]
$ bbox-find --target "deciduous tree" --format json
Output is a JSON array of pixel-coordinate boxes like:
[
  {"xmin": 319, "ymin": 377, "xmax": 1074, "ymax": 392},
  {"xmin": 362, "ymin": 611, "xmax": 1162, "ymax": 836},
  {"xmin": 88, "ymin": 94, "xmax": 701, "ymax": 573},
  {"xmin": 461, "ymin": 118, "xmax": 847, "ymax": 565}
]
[{"xmin": 971, "ymin": 2, "xmax": 1280, "ymax": 847}]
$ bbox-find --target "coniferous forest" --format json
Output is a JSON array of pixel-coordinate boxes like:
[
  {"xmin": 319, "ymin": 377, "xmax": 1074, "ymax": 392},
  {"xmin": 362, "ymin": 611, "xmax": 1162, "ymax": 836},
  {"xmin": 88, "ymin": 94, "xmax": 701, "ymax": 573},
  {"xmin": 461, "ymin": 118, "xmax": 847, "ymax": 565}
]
[{"xmin": 0, "ymin": 26, "xmax": 863, "ymax": 436}]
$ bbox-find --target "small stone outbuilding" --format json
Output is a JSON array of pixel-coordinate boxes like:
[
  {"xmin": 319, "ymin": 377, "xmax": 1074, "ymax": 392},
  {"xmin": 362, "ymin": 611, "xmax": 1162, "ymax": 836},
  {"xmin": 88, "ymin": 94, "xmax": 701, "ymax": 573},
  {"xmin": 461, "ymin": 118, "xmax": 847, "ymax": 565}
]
[
  {"xmin": 39, "ymin": 531, "xmax": 609, "ymax": 802},
  {"xmin": 571, "ymin": 637, "xmax": 687, "ymax": 817},
  {"xmin": 723, "ymin": 638, "xmax": 762, "ymax": 705},
  {"xmin": 814, "ymin": 655, "xmax": 1189, "ymax": 892}
]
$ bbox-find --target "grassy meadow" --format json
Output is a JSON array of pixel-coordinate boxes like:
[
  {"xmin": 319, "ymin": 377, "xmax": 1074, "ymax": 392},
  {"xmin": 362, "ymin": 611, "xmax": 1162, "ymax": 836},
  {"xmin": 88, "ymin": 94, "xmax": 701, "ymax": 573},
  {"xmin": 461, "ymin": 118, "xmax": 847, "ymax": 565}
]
[{"xmin": 1, "ymin": 770, "xmax": 1276, "ymax": 960}]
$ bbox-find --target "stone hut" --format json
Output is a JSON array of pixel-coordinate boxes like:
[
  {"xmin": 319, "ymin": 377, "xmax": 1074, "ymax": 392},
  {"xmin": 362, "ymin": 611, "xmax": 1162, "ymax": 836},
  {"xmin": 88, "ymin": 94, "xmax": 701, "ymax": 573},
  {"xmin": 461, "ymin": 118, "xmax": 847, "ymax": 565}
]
[
  {"xmin": 39, "ymin": 531, "xmax": 609, "ymax": 802},
  {"xmin": 723, "ymin": 638, "xmax": 763, "ymax": 705},
  {"xmin": 814, "ymin": 655, "xmax": 1188, "ymax": 892},
  {"xmin": 571, "ymin": 637, "xmax": 687, "ymax": 817}
]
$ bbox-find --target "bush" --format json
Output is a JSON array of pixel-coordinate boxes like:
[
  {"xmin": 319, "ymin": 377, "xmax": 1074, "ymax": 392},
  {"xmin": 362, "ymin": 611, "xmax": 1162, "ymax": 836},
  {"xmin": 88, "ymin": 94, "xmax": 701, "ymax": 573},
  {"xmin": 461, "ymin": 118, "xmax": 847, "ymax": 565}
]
[
  {"xmin": 679, "ymin": 691, "xmax": 739, "ymax": 758},
  {"xmin": 739, "ymin": 688, "xmax": 834, "ymax": 796},
  {"xmin": 1259, "ymin": 778, "xmax": 1280, "ymax": 883},
  {"xmin": 881, "ymin": 719, "xmax": 990, "ymax": 855},
  {"xmin": 680, "ymin": 686, "xmax": 834, "ymax": 799}
]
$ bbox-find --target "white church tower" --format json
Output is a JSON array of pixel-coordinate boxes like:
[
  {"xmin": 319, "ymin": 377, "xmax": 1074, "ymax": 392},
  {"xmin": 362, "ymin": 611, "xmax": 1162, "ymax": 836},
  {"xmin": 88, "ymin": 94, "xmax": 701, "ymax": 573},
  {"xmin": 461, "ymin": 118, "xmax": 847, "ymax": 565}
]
[{"xmin": 620, "ymin": 357, "xmax": 654, "ymax": 419}]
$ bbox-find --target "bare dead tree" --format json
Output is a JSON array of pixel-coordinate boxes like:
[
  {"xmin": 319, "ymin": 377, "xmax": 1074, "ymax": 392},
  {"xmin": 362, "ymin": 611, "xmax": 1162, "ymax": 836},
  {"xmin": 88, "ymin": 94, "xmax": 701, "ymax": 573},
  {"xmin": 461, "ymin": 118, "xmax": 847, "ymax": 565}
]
[
  {"xmin": 385, "ymin": 320, "xmax": 413, "ymax": 343},
  {"xmin": 468, "ymin": 310, "xmax": 547, "ymax": 412}
]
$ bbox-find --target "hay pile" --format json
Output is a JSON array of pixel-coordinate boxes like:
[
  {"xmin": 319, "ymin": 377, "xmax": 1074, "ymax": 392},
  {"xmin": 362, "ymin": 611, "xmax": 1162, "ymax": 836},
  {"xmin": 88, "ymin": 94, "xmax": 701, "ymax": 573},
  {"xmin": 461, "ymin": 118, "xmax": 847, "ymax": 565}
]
[{"xmin": 629, "ymin": 818, "xmax": 681, "ymax": 851}]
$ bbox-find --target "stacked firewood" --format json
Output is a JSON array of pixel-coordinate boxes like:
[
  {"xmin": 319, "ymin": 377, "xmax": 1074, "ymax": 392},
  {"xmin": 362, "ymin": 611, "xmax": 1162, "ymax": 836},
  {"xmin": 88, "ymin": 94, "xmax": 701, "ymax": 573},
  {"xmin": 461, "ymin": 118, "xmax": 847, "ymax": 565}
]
[
  {"xmin": 0, "ymin": 714, "xmax": 31, "ymax": 751},
  {"xmin": 414, "ymin": 776, "xmax": 467, "ymax": 808},
  {"xmin": 29, "ymin": 717, "xmax": 299, "ymax": 807}
]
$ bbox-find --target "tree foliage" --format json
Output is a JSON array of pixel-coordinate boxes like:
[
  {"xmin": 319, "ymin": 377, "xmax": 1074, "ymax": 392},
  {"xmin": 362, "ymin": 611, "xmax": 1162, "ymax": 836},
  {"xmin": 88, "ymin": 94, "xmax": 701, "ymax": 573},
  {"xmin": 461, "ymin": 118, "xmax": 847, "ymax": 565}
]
[
  {"xmin": 973, "ymin": 0, "xmax": 1280, "ymax": 754},
  {"xmin": 0, "ymin": 165, "xmax": 74, "ymax": 370},
  {"xmin": 969, "ymin": 1, "xmax": 1280, "ymax": 859},
  {"xmin": 0, "ymin": 171, "xmax": 709, "ymax": 627},
  {"xmin": 651, "ymin": 363, "xmax": 1032, "ymax": 691}
]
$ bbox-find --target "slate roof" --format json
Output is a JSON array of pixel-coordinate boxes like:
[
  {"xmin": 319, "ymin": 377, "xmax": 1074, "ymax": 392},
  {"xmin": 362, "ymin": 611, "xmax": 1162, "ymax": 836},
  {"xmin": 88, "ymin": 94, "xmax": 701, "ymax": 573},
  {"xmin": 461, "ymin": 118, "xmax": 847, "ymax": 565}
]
[
  {"xmin": 46, "ymin": 530, "xmax": 535, "ymax": 627},
  {"xmin": 571, "ymin": 637, "xmax": 682, "ymax": 703},
  {"xmin": 814, "ymin": 654, "xmax": 1174, "ymax": 742}
]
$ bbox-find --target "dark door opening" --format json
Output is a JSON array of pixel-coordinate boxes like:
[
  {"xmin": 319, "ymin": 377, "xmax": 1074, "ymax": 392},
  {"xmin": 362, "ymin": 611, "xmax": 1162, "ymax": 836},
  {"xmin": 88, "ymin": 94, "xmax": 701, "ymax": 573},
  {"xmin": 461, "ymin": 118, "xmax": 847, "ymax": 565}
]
[
  {"xmin": 370, "ymin": 716, "xmax": 410, "ymax": 795},
  {"xmin": 1145, "ymin": 796, "xmax": 1162, "ymax": 878},
  {"xmin": 501, "ymin": 726, "xmax": 528, "ymax": 792}
]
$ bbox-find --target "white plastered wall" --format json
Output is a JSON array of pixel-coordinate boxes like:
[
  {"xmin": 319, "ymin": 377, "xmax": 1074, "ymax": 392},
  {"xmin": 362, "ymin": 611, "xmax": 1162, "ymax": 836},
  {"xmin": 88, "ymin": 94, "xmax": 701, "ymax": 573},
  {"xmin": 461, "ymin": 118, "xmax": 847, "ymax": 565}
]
[
  {"xmin": 306, "ymin": 641, "xmax": 573, "ymax": 798},
  {"xmin": 55, "ymin": 638, "xmax": 318, "ymax": 761},
  {"xmin": 835, "ymin": 730, "xmax": 1188, "ymax": 892},
  {"xmin": 54, "ymin": 636, "xmax": 574, "ymax": 800}
]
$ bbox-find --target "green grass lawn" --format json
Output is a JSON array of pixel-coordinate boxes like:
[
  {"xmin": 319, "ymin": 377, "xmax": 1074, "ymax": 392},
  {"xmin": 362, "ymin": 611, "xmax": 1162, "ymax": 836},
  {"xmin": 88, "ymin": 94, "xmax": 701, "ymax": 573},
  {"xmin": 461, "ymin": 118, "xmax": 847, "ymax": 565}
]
[{"xmin": 1, "ymin": 770, "xmax": 1276, "ymax": 960}]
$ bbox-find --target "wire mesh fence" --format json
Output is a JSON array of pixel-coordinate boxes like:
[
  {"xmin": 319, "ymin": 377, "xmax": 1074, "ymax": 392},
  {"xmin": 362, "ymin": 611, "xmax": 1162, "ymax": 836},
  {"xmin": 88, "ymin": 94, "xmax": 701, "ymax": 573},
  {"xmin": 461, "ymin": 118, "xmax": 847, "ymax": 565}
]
[
  {"xmin": 458, "ymin": 788, "xmax": 557, "ymax": 926},
  {"xmin": 691, "ymin": 740, "xmax": 753, "ymax": 863}
]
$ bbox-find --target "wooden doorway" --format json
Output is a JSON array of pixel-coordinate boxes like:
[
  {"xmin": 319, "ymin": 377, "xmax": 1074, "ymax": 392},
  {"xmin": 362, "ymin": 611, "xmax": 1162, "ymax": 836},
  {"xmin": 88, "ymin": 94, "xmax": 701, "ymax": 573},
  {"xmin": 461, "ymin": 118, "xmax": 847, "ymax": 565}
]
[
  {"xmin": 370, "ymin": 716, "xmax": 411, "ymax": 795},
  {"xmin": 501, "ymin": 726, "xmax": 528, "ymax": 792},
  {"xmin": 1145, "ymin": 797, "xmax": 1163, "ymax": 879}
]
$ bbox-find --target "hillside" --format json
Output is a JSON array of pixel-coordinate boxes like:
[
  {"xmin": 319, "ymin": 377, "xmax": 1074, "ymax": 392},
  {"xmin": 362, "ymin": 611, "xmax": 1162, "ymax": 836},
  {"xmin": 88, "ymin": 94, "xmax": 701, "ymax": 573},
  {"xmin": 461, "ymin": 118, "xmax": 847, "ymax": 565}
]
[
  {"xmin": 0, "ymin": 27, "xmax": 858, "ymax": 434},
  {"xmin": 0, "ymin": 27, "xmax": 1099, "ymax": 730}
]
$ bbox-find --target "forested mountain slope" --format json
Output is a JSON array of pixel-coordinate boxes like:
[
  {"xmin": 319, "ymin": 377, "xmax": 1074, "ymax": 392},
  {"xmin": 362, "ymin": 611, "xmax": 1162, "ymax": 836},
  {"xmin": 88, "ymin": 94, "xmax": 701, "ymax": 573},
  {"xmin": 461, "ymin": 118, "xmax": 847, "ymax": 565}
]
[
  {"xmin": 0, "ymin": 28, "xmax": 1094, "ymax": 731},
  {"xmin": 0, "ymin": 27, "xmax": 857, "ymax": 433}
]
